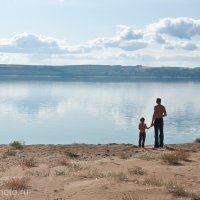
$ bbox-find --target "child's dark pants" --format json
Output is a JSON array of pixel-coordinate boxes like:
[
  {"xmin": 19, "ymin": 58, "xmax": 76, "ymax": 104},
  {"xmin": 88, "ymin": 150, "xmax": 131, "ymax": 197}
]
[{"xmin": 139, "ymin": 132, "xmax": 146, "ymax": 148}]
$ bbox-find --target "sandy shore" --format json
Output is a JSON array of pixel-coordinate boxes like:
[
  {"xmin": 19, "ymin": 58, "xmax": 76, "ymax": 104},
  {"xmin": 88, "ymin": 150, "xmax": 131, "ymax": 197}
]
[{"xmin": 0, "ymin": 142, "xmax": 200, "ymax": 200}]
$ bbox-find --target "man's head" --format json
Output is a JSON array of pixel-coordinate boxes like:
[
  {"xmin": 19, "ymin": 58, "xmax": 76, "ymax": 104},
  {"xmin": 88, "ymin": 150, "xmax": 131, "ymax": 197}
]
[{"xmin": 156, "ymin": 98, "xmax": 161, "ymax": 104}]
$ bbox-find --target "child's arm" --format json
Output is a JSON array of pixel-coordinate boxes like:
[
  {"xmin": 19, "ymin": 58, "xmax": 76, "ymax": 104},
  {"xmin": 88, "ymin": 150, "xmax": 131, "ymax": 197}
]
[{"xmin": 147, "ymin": 124, "xmax": 153, "ymax": 129}]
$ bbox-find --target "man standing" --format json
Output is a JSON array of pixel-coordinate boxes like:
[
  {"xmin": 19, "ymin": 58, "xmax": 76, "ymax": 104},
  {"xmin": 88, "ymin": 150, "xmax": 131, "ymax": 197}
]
[{"xmin": 151, "ymin": 98, "xmax": 167, "ymax": 148}]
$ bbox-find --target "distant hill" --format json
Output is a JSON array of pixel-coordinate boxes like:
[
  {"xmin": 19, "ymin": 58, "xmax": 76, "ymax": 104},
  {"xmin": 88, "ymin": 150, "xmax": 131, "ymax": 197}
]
[{"xmin": 0, "ymin": 64, "xmax": 200, "ymax": 81}]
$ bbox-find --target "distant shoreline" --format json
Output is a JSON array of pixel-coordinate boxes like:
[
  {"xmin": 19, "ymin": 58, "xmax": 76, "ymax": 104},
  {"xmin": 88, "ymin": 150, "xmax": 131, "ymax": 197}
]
[
  {"xmin": 0, "ymin": 64, "xmax": 200, "ymax": 81},
  {"xmin": 0, "ymin": 75, "xmax": 200, "ymax": 82}
]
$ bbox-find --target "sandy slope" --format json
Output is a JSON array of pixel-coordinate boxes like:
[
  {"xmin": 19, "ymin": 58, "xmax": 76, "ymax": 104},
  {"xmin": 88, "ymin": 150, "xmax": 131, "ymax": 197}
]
[{"xmin": 0, "ymin": 143, "xmax": 200, "ymax": 200}]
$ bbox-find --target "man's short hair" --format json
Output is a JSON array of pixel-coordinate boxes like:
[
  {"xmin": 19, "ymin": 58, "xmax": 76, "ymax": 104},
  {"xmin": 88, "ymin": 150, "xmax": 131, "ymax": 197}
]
[{"xmin": 156, "ymin": 98, "xmax": 161, "ymax": 103}]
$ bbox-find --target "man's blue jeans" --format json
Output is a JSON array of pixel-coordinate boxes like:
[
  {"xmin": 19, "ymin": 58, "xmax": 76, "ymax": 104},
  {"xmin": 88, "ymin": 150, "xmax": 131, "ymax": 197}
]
[{"xmin": 154, "ymin": 118, "xmax": 164, "ymax": 148}]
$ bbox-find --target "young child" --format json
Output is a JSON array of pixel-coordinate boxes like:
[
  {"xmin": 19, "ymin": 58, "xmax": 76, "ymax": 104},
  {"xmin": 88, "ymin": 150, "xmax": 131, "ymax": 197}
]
[{"xmin": 138, "ymin": 117, "xmax": 150, "ymax": 148}]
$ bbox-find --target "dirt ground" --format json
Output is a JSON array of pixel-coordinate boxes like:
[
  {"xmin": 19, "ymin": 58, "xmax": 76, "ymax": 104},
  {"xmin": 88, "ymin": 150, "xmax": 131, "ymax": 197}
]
[{"xmin": 0, "ymin": 142, "xmax": 200, "ymax": 200}]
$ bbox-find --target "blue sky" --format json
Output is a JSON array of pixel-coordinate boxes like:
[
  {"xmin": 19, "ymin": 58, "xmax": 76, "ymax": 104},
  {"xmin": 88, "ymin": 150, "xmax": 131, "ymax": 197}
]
[{"xmin": 0, "ymin": 0, "xmax": 200, "ymax": 67}]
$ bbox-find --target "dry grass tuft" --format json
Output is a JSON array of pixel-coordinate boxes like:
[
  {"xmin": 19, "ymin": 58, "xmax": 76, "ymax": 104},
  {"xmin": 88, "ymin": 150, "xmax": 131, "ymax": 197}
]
[
  {"xmin": 57, "ymin": 158, "xmax": 69, "ymax": 166},
  {"xmin": 122, "ymin": 193, "xmax": 143, "ymax": 200},
  {"xmin": 3, "ymin": 177, "xmax": 30, "ymax": 190},
  {"xmin": 166, "ymin": 180, "xmax": 188, "ymax": 197},
  {"xmin": 67, "ymin": 163, "xmax": 84, "ymax": 173},
  {"xmin": 144, "ymin": 176, "xmax": 164, "ymax": 187},
  {"xmin": 175, "ymin": 150, "xmax": 190, "ymax": 161},
  {"xmin": 4, "ymin": 149, "xmax": 16, "ymax": 156},
  {"xmin": 161, "ymin": 153, "xmax": 179, "ymax": 165},
  {"xmin": 21, "ymin": 158, "xmax": 37, "ymax": 168},
  {"xmin": 128, "ymin": 166, "xmax": 146, "ymax": 176},
  {"xmin": 138, "ymin": 153, "xmax": 156, "ymax": 161},
  {"xmin": 80, "ymin": 168, "xmax": 105, "ymax": 179},
  {"xmin": 119, "ymin": 152, "xmax": 131, "ymax": 160},
  {"xmin": 26, "ymin": 168, "xmax": 51, "ymax": 177},
  {"xmin": 55, "ymin": 169, "xmax": 66, "ymax": 176},
  {"xmin": 161, "ymin": 150, "xmax": 190, "ymax": 165},
  {"xmin": 107, "ymin": 172, "xmax": 128, "ymax": 182},
  {"xmin": 190, "ymin": 192, "xmax": 200, "ymax": 200},
  {"xmin": 3, "ymin": 196, "xmax": 19, "ymax": 200}
]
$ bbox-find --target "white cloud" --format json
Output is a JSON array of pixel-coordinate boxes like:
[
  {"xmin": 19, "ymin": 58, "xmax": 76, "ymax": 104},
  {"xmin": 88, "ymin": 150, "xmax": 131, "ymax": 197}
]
[
  {"xmin": 89, "ymin": 26, "xmax": 147, "ymax": 51},
  {"xmin": 164, "ymin": 40, "xmax": 198, "ymax": 51},
  {"xmin": 147, "ymin": 18, "xmax": 200, "ymax": 51},
  {"xmin": 148, "ymin": 17, "xmax": 200, "ymax": 39},
  {"xmin": 153, "ymin": 34, "xmax": 166, "ymax": 44},
  {"xmin": 0, "ymin": 17, "xmax": 200, "ymax": 67},
  {"xmin": 0, "ymin": 33, "xmax": 66, "ymax": 55},
  {"xmin": 116, "ymin": 26, "xmax": 143, "ymax": 40},
  {"xmin": 0, "ymin": 29, "xmax": 147, "ymax": 56},
  {"xmin": 180, "ymin": 42, "xmax": 198, "ymax": 50},
  {"xmin": 117, "ymin": 41, "xmax": 147, "ymax": 51}
]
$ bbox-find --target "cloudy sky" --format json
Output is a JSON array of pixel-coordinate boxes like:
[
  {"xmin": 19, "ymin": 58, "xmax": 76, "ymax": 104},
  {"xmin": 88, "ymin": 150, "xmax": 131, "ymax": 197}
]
[{"xmin": 0, "ymin": 0, "xmax": 200, "ymax": 67}]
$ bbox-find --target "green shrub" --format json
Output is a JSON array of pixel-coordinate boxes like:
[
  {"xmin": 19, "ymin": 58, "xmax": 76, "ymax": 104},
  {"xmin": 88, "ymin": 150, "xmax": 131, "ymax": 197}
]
[
  {"xmin": 195, "ymin": 138, "xmax": 200, "ymax": 143},
  {"xmin": 10, "ymin": 141, "xmax": 24, "ymax": 150},
  {"xmin": 66, "ymin": 152, "xmax": 79, "ymax": 158}
]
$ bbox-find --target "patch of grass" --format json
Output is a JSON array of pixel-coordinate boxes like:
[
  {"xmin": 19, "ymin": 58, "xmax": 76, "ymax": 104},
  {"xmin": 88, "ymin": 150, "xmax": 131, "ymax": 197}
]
[
  {"xmin": 9, "ymin": 141, "xmax": 24, "ymax": 150},
  {"xmin": 128, "ymin": 166, "xmax": 146, "ymax": 176},
  {"xmin": 80, "ymin": 168, "xmax": 105, "ymax": 179},
  {"xmin": 144, "ymin": 176, "xmax": 164, "ymax": 187},
  {"xmin": 55, "ymin": 169, "xmax": 66, "ymax": 176},
  {"xmin": 0, "ymin": 165, "xmax": 7, "ymax": 173},
  {"xmin": 107, "ymin": 172, "xmax": 128, "ymax": 182},
  {"xmin": 3, "ymin": 196, "xmax": 19, "ymax": 200},
  {"xmin": 101, "ymin": 185, "xmax": 109, "ymax": 190},
  {"xmin": 161, "ymin": 153, "xmax": 179, "ymax": 165},
  {"xmin": 67, "ymin": 163, "xmax": 84, "ymax": 172},
  {"xmin": 26, "ymin": 168, "xmax": 51, "ymax": 177},
  {"xmin": 138, "ymin": 153, "xmax": 156, "ymax": 161},
  {"xmin": 175, "ymin": 150, "xmax": 190, "ymax": 161},
  {"xmin": 21, "ymin": 158, "xmax": 37, "ymax": 168},
  {"xmin": 57, "ymin": 158, "xmax": 69, "ymax": 166},
  {"xmin": 3, "ymin": 177, "xmax": 30, "ymax": 190},
  {"xmin": 119, "ymin": 152, "xmax": 131, "ymax": 160},
  {"xmin": 122, "ymin": 193, "xmax": 143, "ymax": 200},
  {"xmin": 161, "ymin": 150, "xmax": 190, "ymax": 165},
  {"xmin": 66, "ymin": 152, "xmax": 79, "ymax": 158},
  {"xmin": 166, "ymin": 180, "xmax": 188, "ymax": 197},
  {"xmin": 195, "ymin": 138, "xmax": 200, "ymax": 143},
  {"xmin": 4, "ymin": 149, "xmax": 16, "ymax": 156},
  {"xmin": 190, "ymin": 192, "xmax": 200, "ymax": 200}
]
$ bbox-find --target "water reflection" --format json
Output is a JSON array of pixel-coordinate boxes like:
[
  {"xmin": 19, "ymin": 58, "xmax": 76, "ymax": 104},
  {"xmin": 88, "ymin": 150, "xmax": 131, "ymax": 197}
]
[{"xmin": 0, "ymin": 81, "xmax": 200, "ymax": 144}]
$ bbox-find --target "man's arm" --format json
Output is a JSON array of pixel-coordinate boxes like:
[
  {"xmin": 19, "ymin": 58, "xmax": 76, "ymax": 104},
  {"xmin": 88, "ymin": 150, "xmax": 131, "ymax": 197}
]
[{"xmin": 163, "ymin": 106, "xmax": 167, "ymax": 117}]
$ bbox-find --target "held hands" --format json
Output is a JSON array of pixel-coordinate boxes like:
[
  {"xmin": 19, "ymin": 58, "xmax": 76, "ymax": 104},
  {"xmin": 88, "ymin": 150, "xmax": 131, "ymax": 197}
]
[{"xmin": 147, "ymin": 124, "xmax": 154, "ymax": 129}]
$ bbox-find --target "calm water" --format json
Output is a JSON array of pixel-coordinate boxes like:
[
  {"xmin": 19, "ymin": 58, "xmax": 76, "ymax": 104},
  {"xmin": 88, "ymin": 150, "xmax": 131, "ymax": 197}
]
[{"xmin": 0, "ymin": 80, "xmax": 199, "ymax": 145}]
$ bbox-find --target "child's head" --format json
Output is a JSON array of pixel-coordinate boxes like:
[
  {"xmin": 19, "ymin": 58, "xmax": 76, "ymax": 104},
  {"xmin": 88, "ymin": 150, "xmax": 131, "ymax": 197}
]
[{"xmin": 140, "ymin": 117, "xmax": 145, "ymax": 122}]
